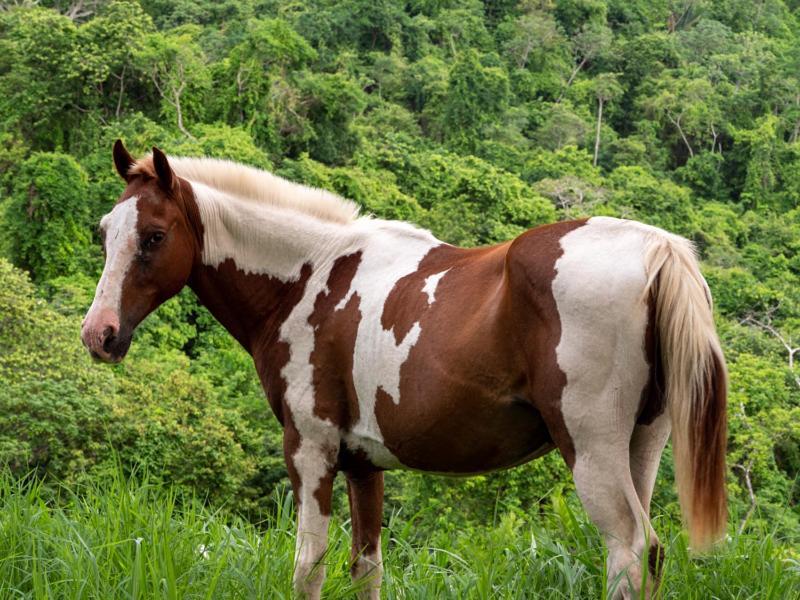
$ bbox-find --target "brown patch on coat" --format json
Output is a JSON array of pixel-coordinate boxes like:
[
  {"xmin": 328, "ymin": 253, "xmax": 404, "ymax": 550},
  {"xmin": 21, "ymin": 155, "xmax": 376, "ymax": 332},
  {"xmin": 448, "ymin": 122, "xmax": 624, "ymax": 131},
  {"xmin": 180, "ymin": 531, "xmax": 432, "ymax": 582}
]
[
  {"xmin": 637, "ymin": 288, "xmax": 666, "ymax": 426},
  {"xmin": 502, "ymin": 219, "xmax": 589, "ymax": 470},
  {"xmin": 308, "ymin": 252, "xmax": 363, "ymax": 428},
  {"xmin": 313, "ymin": 458, "xmax": 337, "ymax": 516},
  {"xmin": 339, "ymin": 447, "xmax": 384, "ymax": 557},
  {"xmin": 190, "ymin": 259, "xmax": 313, "ymax": 424},
  {"xmin": 380, "ymin": 247, "xmax": 454, "ymax": 345},
  {"xmin": 370, "ymin": 222, "xmax": 588, "ymax": 473}
]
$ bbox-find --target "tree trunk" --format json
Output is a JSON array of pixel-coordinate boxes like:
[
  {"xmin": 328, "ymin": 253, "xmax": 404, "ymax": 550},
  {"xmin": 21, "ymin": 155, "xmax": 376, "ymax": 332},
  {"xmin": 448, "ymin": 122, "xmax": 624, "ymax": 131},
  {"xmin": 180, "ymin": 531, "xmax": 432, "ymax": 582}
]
[
  {"xmin": 172, "ymin": 84, "xmax": 195, "ymax": 140},
  {"xmin": 593, "ymin": 97, "xmax": 603, "ymax": 166},
  {"xmin": 115, "ymin": 65, "xmax": 126, "ymax": 119},
  {"xmin": 518, "ymin": 39, "xmax": 534, "ymax": 69}
]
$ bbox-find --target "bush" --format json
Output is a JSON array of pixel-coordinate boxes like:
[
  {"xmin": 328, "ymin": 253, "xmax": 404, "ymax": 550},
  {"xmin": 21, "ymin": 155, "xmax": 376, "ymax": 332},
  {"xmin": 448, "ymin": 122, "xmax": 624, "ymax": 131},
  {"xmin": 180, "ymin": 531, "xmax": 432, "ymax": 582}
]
[{"xmin": 0, "ymin": 259, "xmax": 283, "ymax": 514}]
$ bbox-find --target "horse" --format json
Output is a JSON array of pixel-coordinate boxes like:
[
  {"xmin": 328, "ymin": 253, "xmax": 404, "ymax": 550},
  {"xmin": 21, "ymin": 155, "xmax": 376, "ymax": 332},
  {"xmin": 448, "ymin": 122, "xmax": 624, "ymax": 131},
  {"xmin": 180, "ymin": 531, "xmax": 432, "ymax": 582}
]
[{"xmin": 81, "ymin": 140, "xmax": 728, "ymax": 599}]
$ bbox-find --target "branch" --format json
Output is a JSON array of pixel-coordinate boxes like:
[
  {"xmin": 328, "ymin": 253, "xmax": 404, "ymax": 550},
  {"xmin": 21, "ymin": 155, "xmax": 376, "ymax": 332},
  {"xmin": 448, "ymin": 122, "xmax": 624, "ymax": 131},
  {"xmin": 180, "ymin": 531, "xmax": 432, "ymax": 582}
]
[
  {"xmin": 0, "ymin": 0, "xmax": 39, "ymax": 12},
  {"xmin": 741, "ymin": 311, "xmax": 800, "ymax": 389},
  {"xmin": 64, "ymin": 0, "xmax": 101, "ymax": 22},
  {"xmin": 667, "ymin": 113, "xmax": 693, "ymax": 157},
  {"xmin": 557, "ymin": 56, "xmax": 587, "ymax": 103}
]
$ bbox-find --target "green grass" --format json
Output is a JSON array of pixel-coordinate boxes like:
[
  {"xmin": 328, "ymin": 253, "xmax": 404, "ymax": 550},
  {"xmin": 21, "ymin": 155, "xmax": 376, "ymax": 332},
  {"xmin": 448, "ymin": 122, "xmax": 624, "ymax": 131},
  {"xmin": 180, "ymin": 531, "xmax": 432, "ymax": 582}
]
[{"xmin": 0, "ymin": 473, "xmax": 797, "ymax": 599}]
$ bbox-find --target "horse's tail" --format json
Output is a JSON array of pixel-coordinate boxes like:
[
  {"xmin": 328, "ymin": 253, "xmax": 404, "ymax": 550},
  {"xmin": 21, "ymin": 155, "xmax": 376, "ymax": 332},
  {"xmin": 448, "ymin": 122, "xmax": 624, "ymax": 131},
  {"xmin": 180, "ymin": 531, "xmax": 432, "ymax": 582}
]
[{"xmin": 643, "ymin": 231, "xmax": 727, "ymax": 550}]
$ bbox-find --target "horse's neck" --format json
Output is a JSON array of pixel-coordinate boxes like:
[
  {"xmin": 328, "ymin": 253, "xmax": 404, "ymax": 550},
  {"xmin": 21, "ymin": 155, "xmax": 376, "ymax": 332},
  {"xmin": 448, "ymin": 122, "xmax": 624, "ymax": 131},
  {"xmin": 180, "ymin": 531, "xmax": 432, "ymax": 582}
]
[
  {"xmin": 192, "ymin": 182, "xmax": 357, "ymax": 281},
  {"xmin": 187, "ymin": 183, "xmax": 361, "ymax": 350}
]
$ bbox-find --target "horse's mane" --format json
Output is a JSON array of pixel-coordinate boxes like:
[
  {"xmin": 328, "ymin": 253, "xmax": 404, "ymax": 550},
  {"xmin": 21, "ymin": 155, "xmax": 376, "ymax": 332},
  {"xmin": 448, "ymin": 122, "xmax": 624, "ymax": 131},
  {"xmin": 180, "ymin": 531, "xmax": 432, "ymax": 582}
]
[{"xmin": 130, "ymin": 155, "xmax": 361, "ymax": 224}]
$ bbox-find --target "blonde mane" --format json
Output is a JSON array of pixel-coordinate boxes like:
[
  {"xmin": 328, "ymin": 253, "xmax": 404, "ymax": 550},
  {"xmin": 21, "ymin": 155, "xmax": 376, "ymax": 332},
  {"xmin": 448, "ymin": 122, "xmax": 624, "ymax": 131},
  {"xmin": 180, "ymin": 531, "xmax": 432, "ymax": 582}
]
[{"xmin": 130, "ymin": 155, "xmax": 361, "ymax": 224}]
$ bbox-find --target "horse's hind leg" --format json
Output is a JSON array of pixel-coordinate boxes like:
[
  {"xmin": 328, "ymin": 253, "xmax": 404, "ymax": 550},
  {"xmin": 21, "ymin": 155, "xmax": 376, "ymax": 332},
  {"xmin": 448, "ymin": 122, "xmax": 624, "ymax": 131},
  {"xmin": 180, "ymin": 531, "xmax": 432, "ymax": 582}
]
[
  {"xmin": 559, "ymin": 372, "xmax": 660, "ymax": 598},
  {"xmin": 629, "ymin": 414, "xmax": 671, "ymax": 581},
  {"xmin": 542, "ymin": 331, "xmax": 659, "ymax": 598},
  {"xmin": 572, "ymin": 434, "xmax": 656, "ymax": 599},
  {"xmin": 548, "ymin": 218, "xmax": 661, "ymax": 598}
]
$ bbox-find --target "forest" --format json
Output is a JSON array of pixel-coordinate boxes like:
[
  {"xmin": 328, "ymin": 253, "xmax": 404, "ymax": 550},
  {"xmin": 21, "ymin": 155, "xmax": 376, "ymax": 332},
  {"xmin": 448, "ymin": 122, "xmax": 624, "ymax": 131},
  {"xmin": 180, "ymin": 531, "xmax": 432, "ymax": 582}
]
[{"xmin": 0, "ymin": 0, "xmax": 798, "ymax": 596}]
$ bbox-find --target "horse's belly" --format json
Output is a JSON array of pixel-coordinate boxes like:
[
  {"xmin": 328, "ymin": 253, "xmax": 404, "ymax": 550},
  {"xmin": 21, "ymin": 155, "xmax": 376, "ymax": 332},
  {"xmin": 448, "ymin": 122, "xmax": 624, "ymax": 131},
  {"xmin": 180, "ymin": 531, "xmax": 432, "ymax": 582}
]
[{"xmin": 363, "ymin": 395, "xmax": 554, "ymax": 474}]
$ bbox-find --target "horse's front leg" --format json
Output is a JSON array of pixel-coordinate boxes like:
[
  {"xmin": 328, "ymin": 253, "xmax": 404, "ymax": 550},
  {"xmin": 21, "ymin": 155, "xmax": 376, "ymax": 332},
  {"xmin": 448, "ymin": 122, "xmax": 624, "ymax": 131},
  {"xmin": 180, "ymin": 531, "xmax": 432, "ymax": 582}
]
[
  {"xmin": 345, "ymin": 469, "xmax": 384, "ymax": 599},
  {"xmin": 284, "ymin": 423, "xmax": 338, "ymax": 599}
]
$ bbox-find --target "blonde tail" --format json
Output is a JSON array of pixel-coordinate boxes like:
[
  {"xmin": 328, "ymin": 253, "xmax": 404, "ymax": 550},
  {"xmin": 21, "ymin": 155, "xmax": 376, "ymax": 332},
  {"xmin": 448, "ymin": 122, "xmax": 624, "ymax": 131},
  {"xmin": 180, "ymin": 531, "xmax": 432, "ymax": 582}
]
[{"xmin": 643, "ymin": 232, "xmax": 727, "ymax": 549}]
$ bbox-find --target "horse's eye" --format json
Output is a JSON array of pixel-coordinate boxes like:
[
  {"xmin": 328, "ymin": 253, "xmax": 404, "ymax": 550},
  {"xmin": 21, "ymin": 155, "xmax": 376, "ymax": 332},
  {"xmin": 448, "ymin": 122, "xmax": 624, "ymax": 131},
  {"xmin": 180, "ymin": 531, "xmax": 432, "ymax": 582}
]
[{"xmin": 143, "ymin": 231, "xmax": 165, "ymax": 250}]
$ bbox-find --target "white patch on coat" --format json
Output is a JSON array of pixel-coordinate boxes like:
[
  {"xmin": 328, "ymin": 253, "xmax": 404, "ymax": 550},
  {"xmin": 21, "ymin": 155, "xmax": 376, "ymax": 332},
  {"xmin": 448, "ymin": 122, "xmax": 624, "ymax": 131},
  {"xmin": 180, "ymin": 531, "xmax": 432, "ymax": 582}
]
[
  {"xmin": 552, "ymin": 216, "xmax": 656, "ymax": 595},
  {"xmin": 553, "ymin": 217, "xmax": 651, "ymax": 450},
  {"xmin": 292, "ymin": 438, "xmax": 334, "ymax": 599},
  {"xmin": 271, "ymin": 217, "xmax": 439, "ymax": 584},
  {"xmin": 422, "ymin": 269, "xmax": 450, "ymax": 304},
  {"xmin": 87, "ymin": 198, "xmax": 140, "ymax": 316}
]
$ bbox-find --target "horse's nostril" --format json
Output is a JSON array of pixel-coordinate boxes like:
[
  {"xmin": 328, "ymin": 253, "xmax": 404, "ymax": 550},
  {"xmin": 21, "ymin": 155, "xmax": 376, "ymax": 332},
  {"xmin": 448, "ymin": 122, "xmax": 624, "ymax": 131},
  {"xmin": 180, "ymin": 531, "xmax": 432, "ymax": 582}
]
[{"xmin": 102, "ymin": 328, "xmax": 116, "ymax": 353}]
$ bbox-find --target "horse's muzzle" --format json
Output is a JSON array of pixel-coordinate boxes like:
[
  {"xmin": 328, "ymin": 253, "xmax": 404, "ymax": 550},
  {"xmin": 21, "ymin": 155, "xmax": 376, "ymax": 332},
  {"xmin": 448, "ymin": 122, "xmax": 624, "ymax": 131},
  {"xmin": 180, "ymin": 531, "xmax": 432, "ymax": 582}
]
[{"xmin": 81, "ymin": 307, "xmax": 130, "ymax": 363}]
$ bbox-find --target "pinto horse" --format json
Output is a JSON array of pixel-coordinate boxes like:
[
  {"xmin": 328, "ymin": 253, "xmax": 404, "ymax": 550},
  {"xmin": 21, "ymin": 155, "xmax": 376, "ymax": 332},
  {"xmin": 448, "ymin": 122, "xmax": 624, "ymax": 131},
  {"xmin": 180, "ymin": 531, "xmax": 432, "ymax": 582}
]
[{"xmin": 82, "ymin": 141, "xmax": 727, "ymax": 599}]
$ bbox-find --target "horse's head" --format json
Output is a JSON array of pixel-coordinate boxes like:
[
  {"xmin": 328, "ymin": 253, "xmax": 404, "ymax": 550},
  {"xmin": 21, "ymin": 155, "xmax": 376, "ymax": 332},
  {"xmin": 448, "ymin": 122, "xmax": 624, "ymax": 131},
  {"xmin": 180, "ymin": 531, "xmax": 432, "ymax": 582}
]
[{"xmin": 81, "ymin": 140, "xmax": 202, "ymax": 362}]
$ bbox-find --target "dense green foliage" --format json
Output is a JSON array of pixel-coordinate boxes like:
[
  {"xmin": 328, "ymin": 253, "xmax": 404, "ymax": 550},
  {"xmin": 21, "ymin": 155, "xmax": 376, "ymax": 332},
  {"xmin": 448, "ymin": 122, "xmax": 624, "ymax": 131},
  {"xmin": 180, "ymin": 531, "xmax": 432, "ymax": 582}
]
[{"xmin": 0, "ymin": 0, "xmax": 799, "ymax": 590}]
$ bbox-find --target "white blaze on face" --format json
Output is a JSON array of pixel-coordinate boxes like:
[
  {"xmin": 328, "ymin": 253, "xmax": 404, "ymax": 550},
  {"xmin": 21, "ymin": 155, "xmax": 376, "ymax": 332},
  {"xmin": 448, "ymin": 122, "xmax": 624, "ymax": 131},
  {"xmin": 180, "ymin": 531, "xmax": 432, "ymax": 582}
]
[{"xmin": 88, "ymin": 198, "xmax": 140, "ymax": 318}]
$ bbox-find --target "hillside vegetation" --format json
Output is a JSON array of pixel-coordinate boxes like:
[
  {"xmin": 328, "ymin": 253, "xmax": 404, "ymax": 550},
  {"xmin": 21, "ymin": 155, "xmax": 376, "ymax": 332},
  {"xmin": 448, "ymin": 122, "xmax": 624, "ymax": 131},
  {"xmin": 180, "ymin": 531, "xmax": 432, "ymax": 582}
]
[{"xmin": 0, "ymin": 0, "xmax": 799, "ymax": 595}]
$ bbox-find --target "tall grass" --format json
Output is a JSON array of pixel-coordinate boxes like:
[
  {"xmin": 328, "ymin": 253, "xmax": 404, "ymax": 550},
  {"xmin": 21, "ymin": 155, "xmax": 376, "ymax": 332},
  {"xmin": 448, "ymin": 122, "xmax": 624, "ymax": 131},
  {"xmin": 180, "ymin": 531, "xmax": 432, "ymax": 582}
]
[{"xmin": 0, "ymin": 472, "xmax": 796, "ymax": 599}]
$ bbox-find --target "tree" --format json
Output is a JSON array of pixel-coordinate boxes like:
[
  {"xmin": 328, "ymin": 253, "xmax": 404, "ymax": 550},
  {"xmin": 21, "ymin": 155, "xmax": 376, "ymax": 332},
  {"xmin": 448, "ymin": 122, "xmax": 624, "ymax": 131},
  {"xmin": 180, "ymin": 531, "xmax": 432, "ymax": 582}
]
[
  {"xmin": 440, "ymin": 50, "xmax": 511, "ymax": 152},
  {"xmin": 734, "ymin": 114, "xmax": 780, "ymax": 210},
  {"xmin": 294, "ymin": 71, "xmax": 368, "ymax": 164},
  {"xmin": 591, "ymin": 73, "xmax": 622, "ymax": 165},
  {"xmin": 431, "ymin": 0, "xmax": 491, "ymax": 56},
  {"xmin": 559, "ymin": 22, "xmax": 612, "ymax": 100},
  {"xmin": 641, "ymin": 72, "xmax": 724, "ymax": 160},
  {"xmin": 533, "ymin": 102, "xmax": 592, "ymax": 150},
  {"xmin": 213, "ymin": 18, "xmax": 316, "ymax": 152},
  {"xmin": 0, "ymin": 8, "xmax": 82, "ymax": 148},
  {"xmin": 2, "ymin": 152, "xmax": 90, "ymax": 281},
  {"xmin": 501, "ymin": 7, "xmax": 566, "ymax": 70},
  {"xmin": 134, "ymin": 25, "xmax": 210, "ymax": 138},
  {"xmin": 76, "ymin": 0, "xmax": 154, "ymax": 118},
  {"xmin": 0, "ymin": 258, "xmax": 112, "ymax": 480}
]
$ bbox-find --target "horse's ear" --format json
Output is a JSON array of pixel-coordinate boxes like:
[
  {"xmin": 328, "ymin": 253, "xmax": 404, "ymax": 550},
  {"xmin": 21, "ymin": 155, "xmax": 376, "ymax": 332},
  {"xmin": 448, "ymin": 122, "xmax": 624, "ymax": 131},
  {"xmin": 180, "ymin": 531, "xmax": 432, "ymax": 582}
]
[
  {"xmin": 152, "ymin": 146, "xmax": 174, "ymax": 192},
  {"xmin": 113, "ymin": 139, "xmax": 135, "ymax": 182}
]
